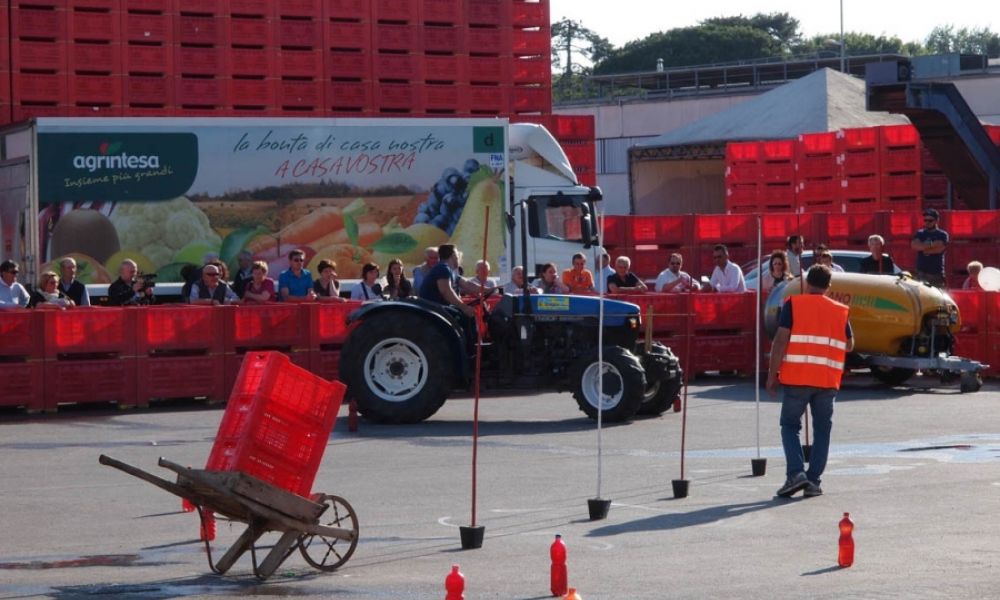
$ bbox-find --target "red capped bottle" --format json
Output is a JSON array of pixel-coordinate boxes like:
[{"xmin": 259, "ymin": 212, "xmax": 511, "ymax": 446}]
[
  {"xmin": 564, "ymin": 588, "xmax": 582, "ymax": 600},
  {"xmin": 838, "ymin": 512, "xmax": 854, "ymax": 568},
  {"xmin": 199, "ymin": 510, "xmax": 217, "ymax": 542},
  {"xmin": 550, "ymin": 534, "xmax": 567, "ymax": 596},
  {"xmin": 445, "ymin": 564, "xmax": 464, "ymax": 600}
]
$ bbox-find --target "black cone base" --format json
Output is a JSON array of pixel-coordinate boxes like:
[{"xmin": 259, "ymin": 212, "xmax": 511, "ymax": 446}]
[
  {"xmin": 671, "ymin": 479, "xmax": 690, "ymax": 498},
  {"xmin": 588, "ymin": 498, "xmax": 611, "ymax": 521},
  {"xmin": 459, "ymin": 525, "xmax": 484, "ymax": 550},
  {"xmin": 751, "ymin": 458, "xmax": 767, "ymax": 477}
]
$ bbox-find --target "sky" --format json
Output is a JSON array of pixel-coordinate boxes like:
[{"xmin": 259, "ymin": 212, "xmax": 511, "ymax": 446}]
[{"xmin": 548, "ymin": 0, "xmax": 997, "ymax": 48}]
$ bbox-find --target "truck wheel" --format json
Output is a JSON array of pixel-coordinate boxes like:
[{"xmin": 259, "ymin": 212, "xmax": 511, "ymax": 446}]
[
  {"xmin": 959, "ymin": 372, "xmax": 982, "ymax": 393},
  {"xmin": 871, "ymin": 366, "xmax": 916, "ymax": 386},
  {"xmin": 344, "ymin": 317, "xmax": 453, "ymax": 424},
  {"xmin": 571, "ymin": 347, "xmax": 645, "ymax": 423},
  {"xmin": 638, "ymin": 377, "xmax": 682, "ymax": 416}
]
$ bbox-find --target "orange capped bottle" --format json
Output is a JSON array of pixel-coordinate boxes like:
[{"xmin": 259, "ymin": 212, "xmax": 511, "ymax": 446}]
[
  {"xmin": 445, "ymin": 564, "xmax": 465, "ymax": 600},
  {"xmin": 838, "ymin": 512, "xmax": 854, "ymax": 568},
  {"xmin": 550, "ymin": 534, "xmax": 567, "ymax": 596}
]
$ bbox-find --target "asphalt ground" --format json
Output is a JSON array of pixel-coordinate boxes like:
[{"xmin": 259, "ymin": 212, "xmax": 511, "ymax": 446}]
[{"xmin": 1, "ymin": 373, "xmax": 999, "ymax": 599}]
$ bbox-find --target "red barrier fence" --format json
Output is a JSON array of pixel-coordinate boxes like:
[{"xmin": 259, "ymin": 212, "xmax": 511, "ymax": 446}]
[{"xmin": 3, "ymin": 289, "xmax": 998, "ymax": 412}]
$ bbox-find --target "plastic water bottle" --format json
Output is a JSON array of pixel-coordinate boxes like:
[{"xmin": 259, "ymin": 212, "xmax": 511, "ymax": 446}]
[
  {"xmin": 838, "ymin": 512, "xmax": 854, "ymax": 568},
  {"xmin": 563, "ymin": 588, "xmax": 582, "ymax": 600},
  {"xmin": 550, "ymin": 534, "xmax": 567, "ymax": 596},
  {"xmin": 445, "ymin": 564, "xmax": 465, "ymax": 600}
]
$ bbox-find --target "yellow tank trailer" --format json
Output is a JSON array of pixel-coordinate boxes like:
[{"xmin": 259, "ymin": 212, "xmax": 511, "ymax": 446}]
[{"xmin": 765, "ymin": 272, "xmax": 984, "ymax": 392}]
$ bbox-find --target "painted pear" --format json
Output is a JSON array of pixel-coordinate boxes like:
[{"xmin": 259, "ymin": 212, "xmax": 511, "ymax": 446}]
[{"xmin": 449, "ymin": 175, "xmax": 505, "ymax": 271}]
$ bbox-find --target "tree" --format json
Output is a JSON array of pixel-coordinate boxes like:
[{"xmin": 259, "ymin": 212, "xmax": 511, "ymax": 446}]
[
  {"xmin": 550, "ymin": 18, "xmax": 614, "ymax": 77},
  {"xmin": 926, "ymin": 26, "xmax": 1000, "ymax": 57},
  {"xmin": 795, "ymin": 32, "xmax": 908, "ymax": 57},
  {"xmin": 702, "ymin": 12, "xmax": 802, "ymax": 52},
  {"xmin": 595, "ymin": 25, "xmax": 779, "ymax": 75}
]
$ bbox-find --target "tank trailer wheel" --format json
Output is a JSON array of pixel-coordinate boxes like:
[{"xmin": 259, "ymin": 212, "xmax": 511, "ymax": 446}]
[
  {"xmin": 871, "ymin": 366, "xmax": 916, "ymax": 387},
  {"xmin": 571, "ymin": 347, "xmax": 645, "ymax": 423},
  {"xmin": 959, "ymin": 372, "xmax": 983, "ymax": 394},
  {"xmin": 298, "ymin": 494, "xmax": 359, "ymax": 572}
]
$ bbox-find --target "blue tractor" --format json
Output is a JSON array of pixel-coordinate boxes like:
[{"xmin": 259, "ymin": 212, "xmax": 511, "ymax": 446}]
[{"xmin": 339, "ymin": 291, "xmax": 683, "ymax": 424}]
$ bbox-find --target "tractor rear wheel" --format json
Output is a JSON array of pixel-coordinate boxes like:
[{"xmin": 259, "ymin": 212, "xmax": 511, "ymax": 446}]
[{"xmin": 571, "ymin": 346, "xmax": 645, "ymax": 423}]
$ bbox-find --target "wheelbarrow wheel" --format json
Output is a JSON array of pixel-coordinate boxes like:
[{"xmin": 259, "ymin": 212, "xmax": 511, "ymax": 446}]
[{"xmin": 298, "ymin": 494, "xmax": 359, "ymax": 572}]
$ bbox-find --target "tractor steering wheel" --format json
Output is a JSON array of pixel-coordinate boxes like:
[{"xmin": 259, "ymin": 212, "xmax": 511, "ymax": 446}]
[{"xmin": 465, "ymin": 285, "xmax": 499, "ymax": 308}]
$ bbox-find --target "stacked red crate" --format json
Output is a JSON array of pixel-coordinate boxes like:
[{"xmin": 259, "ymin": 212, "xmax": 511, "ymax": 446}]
[
  {"xmin": 370, "ymin": 0, "xmax": 422, "ymax": 114},
  {"xmin": 880, "ymin": 125, "xmax": 922, "ymax": 213},
  {"xmin": 724, "ymin": 141, "xmax": 760, "ymax": 213},
  {"xmin": 757, "ymin": 140, "xmax": 795, "ymax": 212},
  {"xmin": 0, "ymin": 310, "xmax": 45, "ymax": 412},
  {"xmin": 465, "ymin": 0, "xmax": 513, "ymax": 116},
  {"xmin": 324, "ymin": 0, "xmax": 372, "ymax": 115},
  {"xmin": 136, "ymin": 305, "xmax": 227, "ymax": 405},
  {"xmin": 0, "ymin": 7, "xmax": 9, "ymax": 123},
  {"xmin": 419, "ymin": 0, "xmax": 468, "ymax": 115},
  {"xmin": 509, "ymin": 0, "xmax": 549, "ymax": 114},
  {"xmin": 837, "ymin": 126, "xmax": 881, "ymax": 212},
  {"xmin": 228, "ymin": 1, "xmax": 276, "ymax": 115},
  {"xmin": 122, "ymin": 0, "xmax": 174, "ymax": 113},
  {"xmin": 67, "ymin": 1, "xmax": 123, "ymax": 116},
  {"xmin": 795, "ymin": 131, "xmax": 841, "ymax": 213},
  {"xmin": 943, "ymin": 210, "xmax": 1000, "ymax": 288},
  {"xmin": 174, "ymin": 2, "xmax": 230, "ymax": 116},
  {"xmin": 10, "ymin": 2, "xmax": 70, "ymax": 121}
]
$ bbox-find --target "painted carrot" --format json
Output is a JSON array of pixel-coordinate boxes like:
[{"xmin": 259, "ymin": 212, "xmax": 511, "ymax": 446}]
[
  {"xmin": 310, "ymin": 220, "xmax": 383, "ymax": 249},
  {"xmin": 247, "ymin": 206, "xmax": 344, "ymax": 253}
]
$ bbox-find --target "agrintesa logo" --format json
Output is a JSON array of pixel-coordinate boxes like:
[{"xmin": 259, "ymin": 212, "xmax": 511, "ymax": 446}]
[{"xmin": 72, "ymin": 141, "xmax": 161, "ymax": 172}]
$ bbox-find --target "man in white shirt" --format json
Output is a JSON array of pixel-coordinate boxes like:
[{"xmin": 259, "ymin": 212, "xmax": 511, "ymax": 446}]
[
  {"xmin": 598, "ymin": 251, "xmax": 615, "ymax": 293},
  {"xmin": 0, "ymin": 260, "xmax": 30, "ymax": 308},
  {"xmin": 786, "ymin": 235, "xmax": 805, "ymax": 277},
  {"xmin": 655, "ymin": 252, "xmax": 696, "ymax": 293},
  {"xmin": 709, "ymin": 244, "xmax": 747, "ymax": 292}
]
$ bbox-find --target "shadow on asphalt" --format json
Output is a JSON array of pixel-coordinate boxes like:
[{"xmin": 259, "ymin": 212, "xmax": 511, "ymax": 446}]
[
  {"xmin": 46, "ymin": 570, "xmax": 334, "ymax": 600},
  {"xmin": 585, "ymin": 499, "xmax": 788, "ymax": 537},
  {"xmin": 340, "ymin": 416, "xmax": 642, "ymax": 439}
]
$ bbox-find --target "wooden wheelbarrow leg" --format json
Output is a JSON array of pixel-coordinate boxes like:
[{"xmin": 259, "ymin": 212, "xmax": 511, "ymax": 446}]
[
  {"xmin": 252, "ymin": 529, "xmax": 303, "ymax": 580},
  {"xmin": 211, "ymin": 524, "xmax": 263, "ymax": 575}
]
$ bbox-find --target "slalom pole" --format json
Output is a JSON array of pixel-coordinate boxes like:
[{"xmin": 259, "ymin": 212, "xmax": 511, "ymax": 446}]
[
  {"xmin": 672, "ymin": 310, "xmax": 692, "ymax": 499},
  {"xmin": 751, "ymin": 215, "xmax": 766, "ymax": 476},
  {"xmin": 460, "ymin": 205, "xmax": 489, "ymax": 550},
  {"xmin": 589, "ymin": 209, "xmax": 611, "ymax": 520}
]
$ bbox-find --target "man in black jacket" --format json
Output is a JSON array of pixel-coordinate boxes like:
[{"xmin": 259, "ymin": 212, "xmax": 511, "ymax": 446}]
[
  {"xmin": 107, "ymin": 259, "xmax": 153, "ymax": 306},
  {"xmin": 58, "ymin": 257, "xmax": 90, "ymax": 306}
]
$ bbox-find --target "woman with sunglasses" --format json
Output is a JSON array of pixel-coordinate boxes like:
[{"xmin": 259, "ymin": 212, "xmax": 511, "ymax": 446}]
[
  {"xmin": 27, "ymin": 271, "xmax": 74, "ymax": 309},
  {"xmin": 761, "ymin": 250, "xmax": 794, "ymax": 293}
]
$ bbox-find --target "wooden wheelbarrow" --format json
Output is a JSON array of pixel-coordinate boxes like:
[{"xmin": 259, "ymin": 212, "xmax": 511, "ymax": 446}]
[{"xmin": 99, "ymin": 455, "xmax": 359, "ymax": 580}]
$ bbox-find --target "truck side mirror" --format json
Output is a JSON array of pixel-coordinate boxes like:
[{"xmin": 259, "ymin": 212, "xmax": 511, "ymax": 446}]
[{"xmin": 580, "ymin": 215, "xmax": 593, "ymax": 249}]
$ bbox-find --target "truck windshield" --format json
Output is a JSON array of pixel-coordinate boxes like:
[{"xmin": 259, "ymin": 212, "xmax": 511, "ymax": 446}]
[{"xmin": 528, "ymin": 195, "xmax": 595, "ymax": 244}]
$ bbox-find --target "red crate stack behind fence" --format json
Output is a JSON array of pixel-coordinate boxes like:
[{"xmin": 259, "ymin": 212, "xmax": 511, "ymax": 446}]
[
  {"xmin": 795, "ymin": 131, "xmax": 841, "ymax": 213},
  {"xmin": 837, "ymin": 126, "xmax": 881, "ymax": 212},
  {"xmin": 206, "ymin": 351, "xmax": 345, "ymax": 497},
  {"xmin": 879, "ymin": 124, "xmax": 922, "ymax": 213},
  {"xmin": 724, "ymin": 141, "xmax": 760, "ymax": 213}
]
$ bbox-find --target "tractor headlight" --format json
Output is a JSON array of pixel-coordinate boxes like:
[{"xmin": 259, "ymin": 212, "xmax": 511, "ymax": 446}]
[{"xmin": 627, "ymin": 316, "xmax": 639, "ymax": 329}]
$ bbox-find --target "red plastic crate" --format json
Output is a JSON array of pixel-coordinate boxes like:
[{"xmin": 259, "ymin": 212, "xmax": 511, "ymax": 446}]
[
  {"xmin": 880, "ymin": 124, "xmax": 919, "ymax": 147},
  {"xmin": 424, "ymin": 53, "xmax": 465, "ymax": 82},
  {"xmin": 761, "ymin": 139, "xmax": 794, "ymax": 162},
  {"xmin": 68, "ymin": 41, "xmax": 120, "ymax": 73},
  {"xmin": 325, "ymin": 18, "xmax": 370, "ymax": 49},
  {"xmin": 629, "ymin": 248, "xmax": 667, "ymax": 279},
  {"xmin": 885, "ymin": 211, "xmax": 923, "ymax": 241},
  {"xmin": 841, "ymin": 174, "xmax": 880, "ymax": 200},
  {"xmin": 373, "ymin": 0, "xmax": 418, "ymax": 22},
  {"xmin": 44, "ymin": 307, "xmax": 136, "ymax": 358},
  {"xmin": 949, "ymin": 290, "xmax": 986, "ymax": 333},
  {"xmin": 725, "ymin": 182, "xmax": 758, "ymax": 206},
  {"xmin": 226, "ymin": 303, "xmax": 311, "ymax": 351},
  {"xmin": 986, "ymin": 291, "xmax": 1000, "ymax": 333},
  {"xmin": 122, "ymin": 41, "xmax": 172, "ymax": 74},
  {"xmin": 467, "ymin": 0, "xmax": 511, "ymax": 26},
  {"xmin": 689, "ymin": 333, "xmax": 755, "ymax": 374},
  {"xmin": 511, "ymin": 84, "xmax": 549, "ymax": 113},
  {"xmin": 511, "ymin": 0, "xmax": 546, "ymax": 27},
  {"xmin": 796, "ymin": 177, "xmax": 840, "ymax": 203},
  {"xmin": 511, "ymin": 55, "xmax": 549, "ymax": 84},
  {"xmin": 840, "ymin": 149, "xmax": 880, "ymax": 176},
  {"xmin": 694, "ymin": 214, "xmax": 755, "ymax": 245},
  {"xmin": 309, "ymin": 301, "xmax": 359, "ymax": 347},
  {"xmin": 373, "ymin": 81, "xmax": 419, "ymax": 109},
  {"xmin": 12, "ymin": 40, "xmax": 68, "ymax": 71},
  {"xmin": 327, "ymin": 80, "xmax": 372, "ymax": 108},
  {"xmin": 373, "ymin": 51, "xmax": 419, "ymax": 80},
  {"xmin": 175, "ymin": 76, "xmax": 226, "ymax": 106},
  {"xmin": 230, "ymin": 0, "xmax": 274, "ymax": 15},
  {"xmin": 551, "ymin": 114, "xmax": 594, "ymax": 141},
  {"xmin": 882, "ymin": 172, "xmax": 921, "ymax": 198},
  {"xmin": 600, "ymin": 215, "xmax": 625, "ymax": 247},
  {"xmin": 176, "ymin": 14, "xmax": 225, "ymax": 45},
  {"xmin": 881, "ymin": 197, "xmax": 921, "ymax": 214},
  {"xmin": 137, "ymin": 305, "xmax": 225, "ymax": 355},
  {"xmin": 466, "ymin": 26, "xmax": 510, "ymax": 51},
  {"xmin": 71, "ymin": 0, "xmax": 122, "ymax": 8},
  {"xmin": 278, "ymin": 48, "xmax": 323, "ymax": 77},
  {"xmin": 758, "ymin": 162, "xmax": 794, "ymax": 183},
  {"xmin": 209, "ymin": 351, "xmax": 345, "ymax": 497},
  {"xmin": 838, "ymin": 127, "xmax": 879, "ymax": 151},
  {"xmin": 466, "ymin": 55, "xmax": 509, "ymax": 83},
  {"xmin": 123, "ymin": 11, "xmax": 172, "ymax": 43},
  {"xmin": 43, "ymin": 357, "xmax": 138, "ymax": 410},
  {"xmin": 0, "ymin": 310, "xmax": 44, "ymax": 359},
  {"xmin": 373, "ymin": 22, "xmax": 416, "ymax": 51},
  {"xmin": 228, "ymin": 15, "xmax": 273, "ymax": 46},
  {"xmin": 68, "ymin": 73, "xmax": 122, "ymax": 105},
  {"xmin": 882, "ymin": 146, "xmax": 921, "ymax": 173},
  {"xmin": 628, "ymin": 293, "xmax": 688, "ymax": 335},
  {"xmin": 0, "ymin": 362, "xmax": 44, "ymax": 411},
  {"xmin": 68, "ymin": 8, "xmax": 120, "ymax": 42},
  {"xmin": 627, "ymin": 215, "xmax": 691, "ymax": 247},
  {"xmin": 12, "ymin": 105, "xmax": 73, "ymax": 121},
  {"xmin": 726, "ymin": 141, "xmax": 760, "ymax": 163},
  {"xmin": 276, "ymin": 79, "xmax": 325, "ymax": 109},
  {"xmin": 279, "ymin": 0, "xmax": 322, "ymax": 18},
  {"xmin": 467, "ymin": 84, "xmax": 509, "ymax": 113},
  {"xmin": 561, "ymin": 141, "xmax": 594, "ymax": 171},
  {"xmin": 175, "ymin": 45, "xmax": 226, "ymax": 75},
  {"xmin": 229, "ymin": 47, "xmax": 272, "ymax": 76},
  {"xmin": 423, "ymin": 83, "xmax": 463, "ymax": 112},
  {"xmin": 942, "ymin": 210, "xmax": 1000, "ymax": 240},
  {"xmin": 422, "ymin": 24, "xmax": 464, "ymax": 53},
  {"xmin": 277, "ymin": 17, "xmax": 323, "ymax": 48},
  {"xmin": 326, "ymin": 48, "xmax": 369, "ymax": 79},
  {"xmin": 759, "ymin": 182, "xmax": 795, "ymax": 210},
  {"xmin": 948, "ymin": 243, "xmax": 999, "ymax": 279},
  {"xmin": 122, "ymin": 0, "xmax": 175, "ymax": 10},
  {"xmin": 229, "ymin": 77, "xmax": 274, "ymax": 107},
  {"xmin": 309, "ymin": 349, "xmax": 342, "ymax": 382},
  {"xmin": 760, "ymin": 213, "xmax": 820, "ymax": 244},
  {"xmin": 922, "ymin": 174, "xmax": 949, "ymax": 198},
  {"xmin": 123, "ymin": 73, "xmax": 173, "ymax": 105},
  {"xmin": 13, "ymin": 72, "xmax": 67, "ymax": 104},
  {"xmin": 12, "ymin": 5, "xmax": 68, "ymax": 39},
  {"xmin": 795, "ymin": 153, "xmax": 839, "ymax": 179},
  {"xmin": 825, "ymin": 212, "xmax": 884, "ymax": 242},
  {"xmin": 952, "ymin": 332, "xmax": 986, "ymax": 364},
  {"xmin": 138, "ymin": 354, "xmax": 226, "ymax": 403},
  {"xmin": 691, "ymin": 292, "xmax": 755, "ymax": 332},
  {"xmin": 421, "ymin": 0, "xmax": 461, "ymax": 23},
  {"xmin": 798, "ymin": 131, "xmax": 837, "ymax": 155},
  {"xmin": 511, "ymin": 27, "xmax": 549, "ymax": 56}
]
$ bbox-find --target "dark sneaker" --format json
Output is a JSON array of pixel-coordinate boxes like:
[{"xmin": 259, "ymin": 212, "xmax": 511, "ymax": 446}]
[
  {"xmin": 803, "ymin": 482, "xmax": 823, "ymax": 497},
  {"xmin": 776, "ymin": 472, "xmax": 809, "ymax": 498}
]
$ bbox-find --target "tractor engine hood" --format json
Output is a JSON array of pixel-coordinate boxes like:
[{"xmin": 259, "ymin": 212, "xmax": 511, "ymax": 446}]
[{"xmin": 504, "ymin": 294, "xmax": 640, "ymax": 327}]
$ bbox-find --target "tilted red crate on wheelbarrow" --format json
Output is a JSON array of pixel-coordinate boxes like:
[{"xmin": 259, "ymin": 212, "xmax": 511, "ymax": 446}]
[{"xmin": 99, "ymin": 351, "xmax": 356, "ymax": 580}]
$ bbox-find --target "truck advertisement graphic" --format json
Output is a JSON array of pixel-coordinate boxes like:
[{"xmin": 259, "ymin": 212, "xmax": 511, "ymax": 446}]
[{"xmin": 34, "ymin": 119, "xmax": 507, "ymax": 283}]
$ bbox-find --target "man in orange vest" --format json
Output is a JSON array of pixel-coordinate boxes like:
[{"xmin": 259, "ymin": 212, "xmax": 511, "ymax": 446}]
[{"xmin": 767, "ymin": 265, "xmax": 853, "ymax": 498}]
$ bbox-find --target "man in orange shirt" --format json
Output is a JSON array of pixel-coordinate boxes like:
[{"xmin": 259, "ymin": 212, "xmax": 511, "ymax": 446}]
[
  {"xmin": 767, "ymin": 265, "xmax": 853, "ymax": 499},
  {"xmin": 562, "ymin": 252, "xmax": 596, "ymax": 294}
]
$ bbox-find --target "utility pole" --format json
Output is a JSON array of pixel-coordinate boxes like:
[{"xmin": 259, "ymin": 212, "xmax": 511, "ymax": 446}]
[{"xmin": 839, "ymin": 0, "xmax": 846, "ymax": 73}]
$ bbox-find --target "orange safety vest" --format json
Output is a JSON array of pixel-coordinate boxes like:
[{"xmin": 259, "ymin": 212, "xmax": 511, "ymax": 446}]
[{"xmin": 778, "ymin": 294, "xmax": 850, "ymax": 389}]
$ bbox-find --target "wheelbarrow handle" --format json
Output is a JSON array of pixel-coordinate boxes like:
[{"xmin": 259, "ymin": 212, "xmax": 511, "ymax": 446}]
[{"xmin": 99, "ymin": 454, "xmax": 197, "ymax": 503}]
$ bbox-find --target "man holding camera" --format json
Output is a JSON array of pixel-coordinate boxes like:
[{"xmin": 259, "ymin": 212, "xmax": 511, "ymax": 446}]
[{"xmin": 107, "ymin": 259, "xmax": 154, "ymax": 306}]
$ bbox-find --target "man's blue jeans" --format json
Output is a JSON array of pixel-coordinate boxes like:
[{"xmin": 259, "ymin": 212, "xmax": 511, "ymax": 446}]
[{"xmin": 780, "ymin": 385, "xmax": 837, "ymax": 484}]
